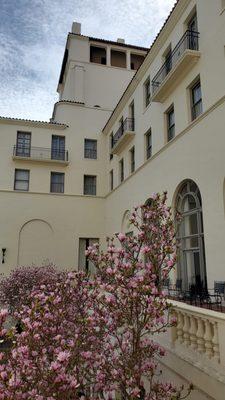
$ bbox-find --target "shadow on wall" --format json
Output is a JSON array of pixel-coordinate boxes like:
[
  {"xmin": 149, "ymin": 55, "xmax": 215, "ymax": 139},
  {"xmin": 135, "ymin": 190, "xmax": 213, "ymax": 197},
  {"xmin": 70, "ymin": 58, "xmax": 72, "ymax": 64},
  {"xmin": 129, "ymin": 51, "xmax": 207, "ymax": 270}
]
[{"xmin": 18, "ymin": 219, "xmax": 54, "ymax": 266}]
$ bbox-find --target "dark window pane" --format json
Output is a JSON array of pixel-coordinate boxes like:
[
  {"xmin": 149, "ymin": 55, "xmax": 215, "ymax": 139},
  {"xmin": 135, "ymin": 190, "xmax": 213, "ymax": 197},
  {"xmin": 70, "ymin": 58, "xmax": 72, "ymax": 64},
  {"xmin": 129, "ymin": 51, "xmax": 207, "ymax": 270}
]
[
  {"xmin": 51, "ymin": 136, "xmax": 65, "ymax": 160},
  {"xmin": 84, "ymin": 139, "xmax": 97, "ymax": 159},
  {"xmin": 84, "ymin": 175, "xmax": 96, "ymax": 195},
  {"xmin": 50, "ymin": 172, "xmax": 64, "ymax": 193},
  {"xmin": 16, "ymin": 132, "xmax": 31, "ymax": 157}
]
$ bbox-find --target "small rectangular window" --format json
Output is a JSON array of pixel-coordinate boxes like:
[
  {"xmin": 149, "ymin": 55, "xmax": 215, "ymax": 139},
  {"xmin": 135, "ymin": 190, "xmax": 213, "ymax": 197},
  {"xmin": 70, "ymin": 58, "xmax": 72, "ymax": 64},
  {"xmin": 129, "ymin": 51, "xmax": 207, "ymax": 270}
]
[
  {"xmin": 130, "ymin": 147, "xmax": 135, "ymax": 173},
  {"xmin": 129, "ymin": 101, "xmax": 135, "ymax": 120},
  {"xmin": 119, "ymin": 159, "xmax": 124, "ymax": 183},
  {"xmin": 167, "ymin": 106, "xmax": 175, "ymax": 142},
  {"xmin": 84, "ymin": 175, "xmax": 96, "ymax": 195},
  {"xmin": 51, "ymin": 135, "xmax": 65, "ymax": 161},
  {"xmin": 14, "ymin": 169, "xmax": 29, "ymax": 191},
  {"xmin": 144, "ymin": 77, "xmax": 151, "ymax": 107},
  {"xmin": 84, "ymin": 139, "xmax": 97, "ymax": 159},
  {"xmin": 191, "ymin": 79, "xmax": 202, "ymax": 120},
  {"xmin": 145, "ymin": 129, "xmax": 152, "ymax": 159},
  {"xmin": 50, "ymin": 172, "xmax": 64, "ymax": 193},
  {"xmin": 109, "ymin": 133, "xmax": 114, "ymax": 160},
  {"xmin": 110, "ymin": 170, "xmax": 113, "ymax": 191},
  {"xmin": 16, "ymin": 132, "xmax": 31, "ymax": 157}
]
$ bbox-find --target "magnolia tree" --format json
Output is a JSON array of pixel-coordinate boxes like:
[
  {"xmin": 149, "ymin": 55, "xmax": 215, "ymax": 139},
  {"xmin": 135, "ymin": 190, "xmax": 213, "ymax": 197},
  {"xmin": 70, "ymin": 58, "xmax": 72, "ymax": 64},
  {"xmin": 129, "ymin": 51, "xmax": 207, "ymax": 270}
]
[
  {"xmin": 0, "ymin": 193, "xmax": 191, "ymax": 399},
  {"xmin": 0, "ymin": 265, "xmax": 64, "ymax": 313}
]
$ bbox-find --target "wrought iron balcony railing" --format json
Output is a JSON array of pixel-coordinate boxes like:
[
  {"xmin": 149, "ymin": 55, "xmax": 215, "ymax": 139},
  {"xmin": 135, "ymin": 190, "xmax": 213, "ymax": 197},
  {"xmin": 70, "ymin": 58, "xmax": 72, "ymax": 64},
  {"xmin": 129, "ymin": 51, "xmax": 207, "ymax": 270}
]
[
  {"xmin": 13, "ymin": 146, "xmax": 69, "ymax": 162},
  {"xmin": 152, "ymin": 30, "xmax": 199, "ymax": 95},
  {"xmin": 113, "ymin": 118, "xmax": 135, "ymax": 147}
]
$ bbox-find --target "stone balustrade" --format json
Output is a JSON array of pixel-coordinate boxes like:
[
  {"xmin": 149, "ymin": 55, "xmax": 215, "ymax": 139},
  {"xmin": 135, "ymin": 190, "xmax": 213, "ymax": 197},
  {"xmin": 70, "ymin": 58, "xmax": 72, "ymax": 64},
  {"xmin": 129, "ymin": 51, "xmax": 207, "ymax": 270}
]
[
  {"xmin": 170, "ymin": 300, "xmax": 225, "ymax": 365},
  {"xmin": 156, "ymin": 300, "xmax": 225, "ymax": 393}
]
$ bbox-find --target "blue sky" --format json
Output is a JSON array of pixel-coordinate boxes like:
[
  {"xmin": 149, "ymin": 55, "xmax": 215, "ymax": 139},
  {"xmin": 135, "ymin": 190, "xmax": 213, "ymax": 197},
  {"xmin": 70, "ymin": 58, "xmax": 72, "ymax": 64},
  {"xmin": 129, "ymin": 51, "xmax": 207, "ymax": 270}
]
[{"xmin": 0, "ymin": 0, "xmax": 176, "ymax": 121}]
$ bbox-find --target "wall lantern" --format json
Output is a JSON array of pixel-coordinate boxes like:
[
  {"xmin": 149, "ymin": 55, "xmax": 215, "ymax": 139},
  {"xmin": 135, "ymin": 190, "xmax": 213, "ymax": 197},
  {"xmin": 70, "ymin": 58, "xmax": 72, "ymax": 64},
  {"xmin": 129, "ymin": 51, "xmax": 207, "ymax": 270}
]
[{"xmin": 2, "ymin": 248, "xmax": 6, "ymax": 264}]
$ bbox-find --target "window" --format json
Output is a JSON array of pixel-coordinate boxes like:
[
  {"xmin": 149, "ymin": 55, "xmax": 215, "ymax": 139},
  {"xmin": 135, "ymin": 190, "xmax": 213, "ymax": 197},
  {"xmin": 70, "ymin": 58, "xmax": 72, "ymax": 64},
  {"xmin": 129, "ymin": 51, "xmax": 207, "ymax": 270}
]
[
  {"xmin": 50, "ymin": 172, "xmax": 64, "ymax": 193},
  {"xmin": 14, "ymin": 169, "xmax": 29, "ymax": 191},
  {"xmin": 191, "ymin": 79, "xmax": 202, "ymax": 120},
  {"xmin": 109, "ymin": 133, "xmax": 114, "ymax": 160},
  {"xmin": 176, "ymin": 180, "xmax": 207, "ymax": 292},
  {"xmin": 78, "ymin": 238, "xmax": 99, "ymax": 274},
  {"xmin": 84, "ymin": 175, "xmax": 96, "ymax": 195},
  {"xmin": 129, "ymin": 101, "xmax": 135, "ymax": 120},
  {"xmin": 110, "ymin": 170, "xmax": 113, "ymax": 191},
  {"xmin": 187, "ymin": 12, "xmax": 198, "ymax": 50},
  {"xmin": 130, "ymin": 147, "xmax": 135, "ymax": 173},
  {"xmin": 119, "ymin": 159, "xmax": 124, "ymax": 183},
  {"xmin": 165, "ymin": 47, "xmax": 172, "ymax": 75},
  {"xmin": 16, "ymin": 132, "xmax": 31, "ymax": 157},
  {"xmin": 90, "ymin": 46, "xmax": 106, "ymax": 64},
  {"xmin": 144, "ymin": 77, "xmax": 151, "ymax": 107},
  {"xmin": 84, "ymin": 139, "xmax": 97, "ymax": 159},
  {"xmin": 167, "ymin": 106, "xmax": 175, "ymax": 141},
  {"xmin": 145, "ymin": 129, "xmax": 152, "ymax": 159},
  {"xmin": 51, "ymin": 135, "xmax": 65, "ymax": 161},
  {"xmin": 111, "ymin": 49, "xmax": 126, "ymax": 68}
]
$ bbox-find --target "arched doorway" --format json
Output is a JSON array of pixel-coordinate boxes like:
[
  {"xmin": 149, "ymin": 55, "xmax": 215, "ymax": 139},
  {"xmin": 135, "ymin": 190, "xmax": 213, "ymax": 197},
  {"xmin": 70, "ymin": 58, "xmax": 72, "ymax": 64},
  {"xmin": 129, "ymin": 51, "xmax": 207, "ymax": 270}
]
[{"xmin": 175, "ymin": 180, "xmax": 207, "ymax": 292}]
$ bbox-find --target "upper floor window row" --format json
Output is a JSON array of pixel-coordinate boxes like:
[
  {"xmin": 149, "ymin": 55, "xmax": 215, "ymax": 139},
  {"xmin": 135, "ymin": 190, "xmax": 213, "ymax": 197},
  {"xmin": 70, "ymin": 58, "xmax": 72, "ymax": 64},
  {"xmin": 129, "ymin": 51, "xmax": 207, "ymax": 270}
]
[
  {"xmin": 90, "ymin": 45, "xmax": 145, "ymax": 70},
  {"xmin": 14, "ymin": 170, "xmax": 65, "ymax": 193},
  {"xmin": 14, "ymin": 132, "xmax": 68, "ymax": 162}
]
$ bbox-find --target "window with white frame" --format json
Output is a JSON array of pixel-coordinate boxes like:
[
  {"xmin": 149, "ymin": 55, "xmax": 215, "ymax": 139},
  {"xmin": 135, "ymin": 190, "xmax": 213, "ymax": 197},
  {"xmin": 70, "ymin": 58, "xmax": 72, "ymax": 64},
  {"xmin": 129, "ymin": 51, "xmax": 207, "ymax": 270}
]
[
  {"xmin": 191, "ymin": 79, "xmax": 203, "ymax": 120},
  {"xmin": 144, "ymin": 77, "xmax": 150, "ymax": 107},
  {"xmin": 119, "ymin": 158, "xmax": 124, "ymax": 183},
  {"xmin": 145, "ymin": 129, "xmax": 152, "ymax": 159},
  {"xmin": 84, "ymin": 139, "xmax": 97, "ymax": 159},
  {"xmin": 130, "ymin": 146, "xmax": 135, "ymax": 173},
  {"xmin": 166, "ymin": 106, "xmax": 175, "ymax": 142},
  {"xmin": 14, "ymin": 169, "xmax": 30, "ymax": 191},
  {"xmin": 50, "ymin": 172, "xmax": 64, "ymax": 193},
  {"xmin": 110, "ymin": 170, "xmax": 113, "ymax": 191}
]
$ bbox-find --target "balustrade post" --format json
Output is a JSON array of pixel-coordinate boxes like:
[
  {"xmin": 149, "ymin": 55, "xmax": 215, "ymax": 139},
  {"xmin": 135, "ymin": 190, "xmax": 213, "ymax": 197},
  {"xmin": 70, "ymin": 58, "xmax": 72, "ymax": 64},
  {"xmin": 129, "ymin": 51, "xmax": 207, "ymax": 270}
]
[
  {"xmin": 196, "ymin": 318, "xmax": 205, "ymax": 354},
  {"xmin": 212, "ymin": 322, "xmax": 220, "ymax": 363},
  {"xmin": 183, "ymin": 313, "xmax": 191, "ymax": 347},
  {"xmin": 177, "ymin": 312, "xmax": 184, "ymax": 344},
  {"xmin": 189, "ymin": 315, "xmax": 197, "ymax": 350},
  {"xmin": 204, "ymin": 320, "xmax": 214, "ymax": 358}
]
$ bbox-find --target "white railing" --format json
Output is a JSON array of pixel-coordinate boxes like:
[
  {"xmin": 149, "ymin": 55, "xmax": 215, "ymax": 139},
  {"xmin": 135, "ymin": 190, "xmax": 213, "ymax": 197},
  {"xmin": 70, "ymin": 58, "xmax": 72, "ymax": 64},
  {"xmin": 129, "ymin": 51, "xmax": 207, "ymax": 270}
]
[{"xmin": 157, "ymin": 300, "xmax": 225, "ymax": 384}]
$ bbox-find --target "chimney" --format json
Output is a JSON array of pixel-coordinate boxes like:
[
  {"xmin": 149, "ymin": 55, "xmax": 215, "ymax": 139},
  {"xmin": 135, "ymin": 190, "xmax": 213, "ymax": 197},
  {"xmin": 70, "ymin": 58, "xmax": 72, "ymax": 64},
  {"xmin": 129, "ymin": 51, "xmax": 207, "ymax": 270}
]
[
  {"xmin": 72, "ymin": 22, "xmax": 81, "ymax": 35},
  {"xmin": 117, "ymin": 38, "xmax": 125, "ymax": 44}
]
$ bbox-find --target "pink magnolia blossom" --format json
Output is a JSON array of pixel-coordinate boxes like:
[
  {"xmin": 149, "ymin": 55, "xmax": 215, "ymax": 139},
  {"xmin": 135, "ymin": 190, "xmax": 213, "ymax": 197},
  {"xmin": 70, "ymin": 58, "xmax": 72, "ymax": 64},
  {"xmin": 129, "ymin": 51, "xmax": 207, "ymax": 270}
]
[{"xmin": 0, "ymin": 193, "xmax": 192, "ymax": 400}]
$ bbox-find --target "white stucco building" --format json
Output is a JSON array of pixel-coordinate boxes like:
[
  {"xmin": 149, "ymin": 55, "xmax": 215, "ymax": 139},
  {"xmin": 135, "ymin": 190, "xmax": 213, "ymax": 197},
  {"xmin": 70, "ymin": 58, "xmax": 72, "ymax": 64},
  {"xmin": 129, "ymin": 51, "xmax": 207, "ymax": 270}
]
[{"xmin": 0, "ymin": 0, "xmax": 225, "ymax": 398}]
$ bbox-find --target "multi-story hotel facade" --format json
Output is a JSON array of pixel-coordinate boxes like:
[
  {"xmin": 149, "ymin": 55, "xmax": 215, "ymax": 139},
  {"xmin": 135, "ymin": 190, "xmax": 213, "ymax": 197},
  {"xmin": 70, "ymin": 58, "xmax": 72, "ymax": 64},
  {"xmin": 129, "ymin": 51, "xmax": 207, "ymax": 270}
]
[{"xmin": 1, "ymin": 0, "xmax": 225, "ymax": 398}]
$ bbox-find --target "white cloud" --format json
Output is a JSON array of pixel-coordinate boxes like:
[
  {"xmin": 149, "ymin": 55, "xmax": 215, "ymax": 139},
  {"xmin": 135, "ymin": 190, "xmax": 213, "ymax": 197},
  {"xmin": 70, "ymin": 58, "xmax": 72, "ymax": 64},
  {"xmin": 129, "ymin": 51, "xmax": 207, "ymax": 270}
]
[{"xmin": 0, "ymin": 0, "xmax": 176, "ymax": 121}]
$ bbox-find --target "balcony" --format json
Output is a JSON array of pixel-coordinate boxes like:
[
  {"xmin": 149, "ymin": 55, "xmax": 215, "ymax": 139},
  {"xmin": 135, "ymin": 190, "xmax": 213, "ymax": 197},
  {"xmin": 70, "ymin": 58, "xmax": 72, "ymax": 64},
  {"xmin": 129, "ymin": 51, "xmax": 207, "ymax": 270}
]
[
  {"xmin": 112, "ymin": 118, "xmax": 135, "ymax": 155},
  {"xmin": 156, "ymin": 300, "xmax": 225, "ymax": 398},
  {"xmin": 151, "ymin": 30, "xmax": 201, "ymax": 102},
  {"xmin": 13, "ymin": 146, "xmax": 69, "ymax": 165}
]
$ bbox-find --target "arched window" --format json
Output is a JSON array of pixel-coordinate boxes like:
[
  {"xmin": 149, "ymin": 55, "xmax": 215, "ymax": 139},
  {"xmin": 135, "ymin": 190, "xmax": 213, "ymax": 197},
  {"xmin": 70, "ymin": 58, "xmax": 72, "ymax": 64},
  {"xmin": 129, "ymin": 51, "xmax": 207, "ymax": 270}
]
[{"xmin": 176, "ymin": 180, "xmax": 207, "ymax": 292}]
